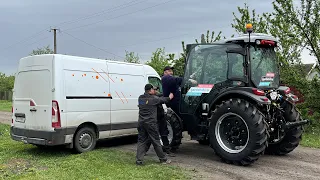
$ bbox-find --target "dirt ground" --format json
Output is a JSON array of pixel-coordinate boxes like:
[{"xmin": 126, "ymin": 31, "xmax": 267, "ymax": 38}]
[
  {"xmin": 0, "ymin": 111, "xmax": 11, "ymax": 125},
  {"xmin": 2, "ymin": 111, "xmax": 320, "ymax": 180}
]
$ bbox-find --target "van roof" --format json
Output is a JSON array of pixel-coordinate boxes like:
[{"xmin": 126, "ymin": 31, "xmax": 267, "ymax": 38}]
[{"xmin": 20, "ymin": 54, "xmax": 157, "ymax": 75}]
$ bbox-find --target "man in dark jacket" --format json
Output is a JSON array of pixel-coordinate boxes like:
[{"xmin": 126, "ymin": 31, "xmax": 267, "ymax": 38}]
[
  {"xmin": 136, "ymin": 84, "xmax": 174, "ymax": 165},
  {"xmin": 144, "ymin": 88, "xmax": 174, "ymax": 156},
  {"xmin": 161, "ymin": 66, "xmax": 198, "ymax": 140}
]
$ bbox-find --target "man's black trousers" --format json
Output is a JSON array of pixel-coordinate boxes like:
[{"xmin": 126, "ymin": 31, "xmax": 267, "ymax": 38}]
[{"xmin": 136, "ymin": 120, "xmax": 167, "ymax": 163}]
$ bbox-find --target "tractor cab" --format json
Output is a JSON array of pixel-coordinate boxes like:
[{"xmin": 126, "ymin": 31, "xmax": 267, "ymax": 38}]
[
  {"xmin": 165, "ymin": 24, "xmax": 309, "ymax": 166},
  {"xmin": 180, "ymin": 24, "xmax": 280, "ymax": 115}
]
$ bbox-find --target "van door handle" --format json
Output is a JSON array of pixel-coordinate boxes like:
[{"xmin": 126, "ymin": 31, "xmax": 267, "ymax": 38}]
[{"xmin": 30, "ymin": 108, "xmax": 37, "ymax": 112}]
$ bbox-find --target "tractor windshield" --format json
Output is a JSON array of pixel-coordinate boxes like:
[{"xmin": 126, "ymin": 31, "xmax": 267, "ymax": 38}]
[{"xmin": 250, "ymin": 46, "xmax": 280, "ymax": 89}]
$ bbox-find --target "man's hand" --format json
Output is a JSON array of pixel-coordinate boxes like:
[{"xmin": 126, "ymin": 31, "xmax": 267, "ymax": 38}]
[
  {"xmin": 169, "ymin": 93, "xmax": 174, "ymax": 100},
  {"xmin": 189, "ymin": 79, "xmax": 198, "ymax": 85}
]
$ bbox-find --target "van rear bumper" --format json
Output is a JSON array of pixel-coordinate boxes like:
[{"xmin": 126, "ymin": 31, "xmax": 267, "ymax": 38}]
[{"xmin": 10, "ymin": 126, "xmax": 70, "ymax": 146}]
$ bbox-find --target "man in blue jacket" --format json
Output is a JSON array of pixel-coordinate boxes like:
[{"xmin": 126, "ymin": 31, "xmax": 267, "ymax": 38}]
[{"xmin": 161, "ymin": 66, "xmax": 198, "ymax": 139}]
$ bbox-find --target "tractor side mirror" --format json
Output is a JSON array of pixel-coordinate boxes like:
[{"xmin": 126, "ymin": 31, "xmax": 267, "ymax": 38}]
[{"xmin": 226, "ymin": 48, "xmax": 246, "ymax": 56}]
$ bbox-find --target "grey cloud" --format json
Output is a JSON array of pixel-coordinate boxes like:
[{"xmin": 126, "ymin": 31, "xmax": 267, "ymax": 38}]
[{"xmin": 0, "ymin": 0, "xmax": 275, "ymax": 75}]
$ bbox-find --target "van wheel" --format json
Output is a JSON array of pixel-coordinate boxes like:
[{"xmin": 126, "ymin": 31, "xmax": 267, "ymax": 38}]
[{"xmin": 74, "ymin": 127, "xmax": 97, "ymax": 153}]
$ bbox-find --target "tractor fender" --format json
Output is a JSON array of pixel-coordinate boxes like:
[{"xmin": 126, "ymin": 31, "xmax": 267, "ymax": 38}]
[{"xmin": 209, "ymin": 89, "xmax": 270, "ymax": 110}]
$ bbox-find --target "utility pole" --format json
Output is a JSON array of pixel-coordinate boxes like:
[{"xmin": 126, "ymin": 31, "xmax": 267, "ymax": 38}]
[{"xmin": 50, "ymin": 28, "xmax": 59, "ymax": 54}]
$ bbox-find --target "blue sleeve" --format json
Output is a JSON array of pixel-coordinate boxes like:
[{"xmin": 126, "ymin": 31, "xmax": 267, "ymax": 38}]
[{"xmin": 175, "ymin": 77, "xmax": 183, "ymax": 86}]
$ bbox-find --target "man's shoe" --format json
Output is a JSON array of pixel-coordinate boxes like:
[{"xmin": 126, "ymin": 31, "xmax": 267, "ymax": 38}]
[
  {"xmin": 136, "ymin": 161, "xmax": 143, "ymax": 166},
  {"xmin": 161, "ymin": 159, "xmax": 172, "ymax": 164},
  {"xmin": 166, "ymin": 152, "xmax": 176, "ymax": 157}
]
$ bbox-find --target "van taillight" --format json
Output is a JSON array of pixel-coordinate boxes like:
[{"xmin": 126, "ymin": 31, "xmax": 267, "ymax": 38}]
[
  {"xmin": 11, "ymin": 106, "xmax": 13, "ymax": 124},
  {"xmin": 30, "ymin": 100, "xmax": 36, "ymax": 106},
  {"xmin": 52, "ymin": 100, "xmax": 61, "ymax": 128}
]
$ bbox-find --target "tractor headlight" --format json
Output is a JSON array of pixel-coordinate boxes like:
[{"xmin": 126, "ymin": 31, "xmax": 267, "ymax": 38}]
[{"xmin": 270, "ymin": 91, "xmax": 278, "ymax": 101}]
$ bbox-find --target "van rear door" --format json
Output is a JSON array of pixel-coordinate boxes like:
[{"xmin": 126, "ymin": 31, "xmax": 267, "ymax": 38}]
[{"xmin": 13, "ymin": 56, "xmax": 53, "ymax": 131}]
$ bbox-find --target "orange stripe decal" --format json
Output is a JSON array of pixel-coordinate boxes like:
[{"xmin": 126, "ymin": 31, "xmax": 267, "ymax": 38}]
[
  {"xmin": 121, "ymin": 92, "xmax": 128, "ymax": 103},
  {"xmin": 115, "ymin": 91, "xmax": 124, "ymax": 104},
  {"xmin": 101, "ymin": 69, "xmax": 115, "ymax": 83},
  {"xmin": 92, "ymin": 68, "xmax": 108, "ymax": 83}
]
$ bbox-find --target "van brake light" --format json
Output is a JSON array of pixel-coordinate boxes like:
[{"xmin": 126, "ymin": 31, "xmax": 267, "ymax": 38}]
[
  {"xmin": 30, "ymin": 100, "xmax": 36, "ymax": 106},
  {"xmin": 11, "ymin": 106, "xmax": 13, "ymax": 124},
  {"xmin": 52, "ymin": 100, "xmax": 61, "ymax": 128}
]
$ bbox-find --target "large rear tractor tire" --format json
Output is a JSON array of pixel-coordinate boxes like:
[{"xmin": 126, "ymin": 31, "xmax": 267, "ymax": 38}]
[
  {"xmin": 265, "ymin": 101, "xmax": 303, "ymax": 155},
  {"xmin": 164, "ymin": 109, "xmax": 183, "ymax": 151},
  {"xmin": 209, "ymin": 99, "xmax": 268, "ymax": 166}
]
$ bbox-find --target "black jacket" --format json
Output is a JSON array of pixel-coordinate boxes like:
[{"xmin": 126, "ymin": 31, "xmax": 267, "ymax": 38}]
[{"xmin": 138, "ymin": 93, "xmax": 170, "ymax": 123}]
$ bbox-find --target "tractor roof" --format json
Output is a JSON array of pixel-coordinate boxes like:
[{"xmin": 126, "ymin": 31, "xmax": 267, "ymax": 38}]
[{"xmin": 218, "ymin": 33, "xmax": 278, "ymax": 43}]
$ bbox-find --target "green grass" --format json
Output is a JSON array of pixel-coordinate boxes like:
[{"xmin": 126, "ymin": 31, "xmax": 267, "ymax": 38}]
[
  {"xmin": 0, "ymin": 124, "xmax": 189, "ymax": 180},
  {"xmin": 301, "ymin": 125, "xmax": 320, "ymax": 148},
  {"xmin": 0, "ymin": 100, "xmax": 11, "ymax": 112}
]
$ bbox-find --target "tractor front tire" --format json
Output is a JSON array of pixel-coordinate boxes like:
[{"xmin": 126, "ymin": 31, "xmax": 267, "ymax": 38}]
[
  {"xmin": 197, "ymin": 139, "xmax": 210, "ymax": 145},
  {"xmin": 265, "ymin": 101, "xmax": 303, "ymax": 155},
  {"xmin": 209, "ymin": 99, "xmax": 268, "ymax": 166},
  {"xmin": 165, "ymin": 109, "xmax": 183, "ymax": 151}
]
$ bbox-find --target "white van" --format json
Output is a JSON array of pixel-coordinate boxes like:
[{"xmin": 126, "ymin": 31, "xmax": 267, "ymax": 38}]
[{"xmin": 10, "ymin": 54, "xmax": 165, "ymax": 152}]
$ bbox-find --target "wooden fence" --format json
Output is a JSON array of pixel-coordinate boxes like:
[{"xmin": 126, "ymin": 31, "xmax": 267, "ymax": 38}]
[{"xmin": 0, "ymin": 91, "xmax": 13, "ymax": 101}]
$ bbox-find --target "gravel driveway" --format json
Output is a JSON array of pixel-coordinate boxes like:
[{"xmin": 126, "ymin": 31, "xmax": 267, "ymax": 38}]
[{"xmin": 1, "ymin": 111, "xmax": 320, "ymax": 180}]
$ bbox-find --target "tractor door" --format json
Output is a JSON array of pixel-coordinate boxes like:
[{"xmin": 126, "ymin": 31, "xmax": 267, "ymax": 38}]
[{"xmin": 179, "ymin": 44, "xmax": 246, "ymax": 115}]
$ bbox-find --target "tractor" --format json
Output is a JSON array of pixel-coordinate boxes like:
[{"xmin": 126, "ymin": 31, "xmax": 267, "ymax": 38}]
[{"xmin": 163, "ymin": 24, "xmax": 309, "ymax": 166}]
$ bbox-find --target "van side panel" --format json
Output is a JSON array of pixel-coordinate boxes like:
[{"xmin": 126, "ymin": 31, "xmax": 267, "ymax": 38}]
[
  {"xmin": 107, "ymin": 62, "xmax": 145, "ymax": 136},
  {"xmin": 62, "ymin": 56, "xmax": 111, "ymax": 139}
]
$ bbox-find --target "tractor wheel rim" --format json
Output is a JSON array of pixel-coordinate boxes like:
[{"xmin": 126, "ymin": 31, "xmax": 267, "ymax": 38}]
[
  {"xmin": 160, "ymin": 121, "xmax": 173, "ymax": 146},
  {"xmin": 215, "ymin": 112, "xmax": 249, "ymax": 153}
]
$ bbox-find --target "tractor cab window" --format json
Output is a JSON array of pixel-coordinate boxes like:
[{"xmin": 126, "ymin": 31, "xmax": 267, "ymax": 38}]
[
  {"xmin": 228, "ymin": 53, "xmax": 245, "ymax": 78},
  {"xmin": 148, "ymin": 76, "xmax": 163, "ymax": 94},
  {"xmin": 181, "ymin": 44, "xmax": 245, "ymax": 114},
  {"xmin": 250, "ymin": 46, "xmax": 280, "ymax": 89}
]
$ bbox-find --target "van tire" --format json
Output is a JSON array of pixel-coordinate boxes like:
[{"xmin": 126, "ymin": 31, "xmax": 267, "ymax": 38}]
[{"xmin": 73, "ymin": 127, "xmax": 97, "ymax": 153}]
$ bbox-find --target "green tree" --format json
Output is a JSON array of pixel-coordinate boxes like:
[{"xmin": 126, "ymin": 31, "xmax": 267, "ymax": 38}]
[
  {"xmin": 30, "ymin": 45, "xmax": 54, "ymax": 56},
  {"xmin": 195, "ymin": 30, "xmax": 223, "ymax": 44},
  {"xmin": 270, "ymin": 0, "xmax": 320, "ymax": 69},
  {"xmin": 145, "ymin": 48, "xmax": 171, "ymax": 75},
  {"xmin": 124, "ymin": 50, "xmax": 140, "ymax": 63},
  {"xmin": 0, "ymin": 73, "xmax": 15, "ymax": 92},
  {"xmin": 231, "ymin": 3, "xmax": 269, "ymax": 34}
]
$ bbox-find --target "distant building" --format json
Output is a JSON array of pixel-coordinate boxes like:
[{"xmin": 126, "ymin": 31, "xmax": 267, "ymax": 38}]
[{"xmin": 304, "ymin": 63, "xmax": 319, "ymax": 80}]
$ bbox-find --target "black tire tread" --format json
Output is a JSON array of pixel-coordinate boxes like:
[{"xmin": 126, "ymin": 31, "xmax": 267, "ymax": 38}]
[
  {"xmin": 73, "ymin": 127, "xmax": 97, "ymax": 153},
  {"xmin": 210, "ymin": 98, "xmax": 268, "ymax": 166},
  {"xmin": 165, "ymin": 109, "xmax": 183, "ymax": 151}
]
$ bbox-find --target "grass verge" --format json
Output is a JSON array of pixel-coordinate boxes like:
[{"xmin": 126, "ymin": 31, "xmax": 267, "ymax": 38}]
[
  {"xmin": 0, "ymin": 123, "xmax": 189, "ymax": 180},
  {"xmin": 0, "ymin": 100, "xmax": 11, "ymax": 112},
  {"xmin": 301, "ymin": 125, "xmax": 320, "ymax": 148}
]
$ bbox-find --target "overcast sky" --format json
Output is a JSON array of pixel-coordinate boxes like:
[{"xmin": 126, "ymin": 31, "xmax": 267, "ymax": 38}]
[{"xmin": 0, "ymin": 0, "xmax": 315, "ymax": 75}]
